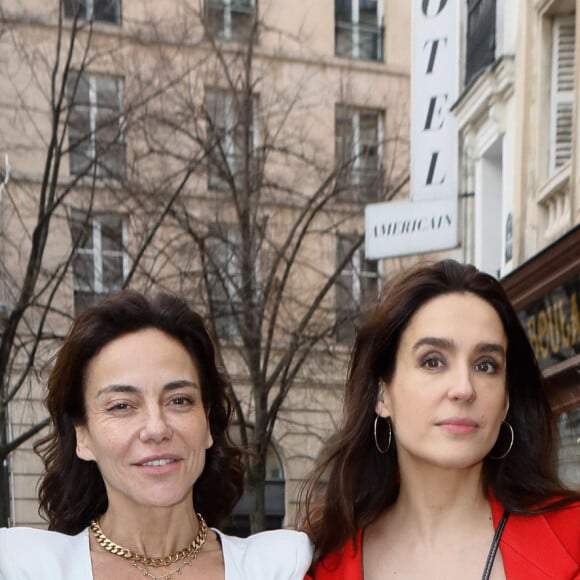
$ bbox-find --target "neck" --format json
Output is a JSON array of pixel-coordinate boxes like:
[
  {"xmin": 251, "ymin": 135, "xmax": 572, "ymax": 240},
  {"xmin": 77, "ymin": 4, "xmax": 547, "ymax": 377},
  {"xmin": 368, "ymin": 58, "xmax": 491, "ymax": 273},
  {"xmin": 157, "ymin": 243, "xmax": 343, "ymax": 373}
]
[
  {"xmin": 390, "ymin": 460, "xmax": 489, "ymax": 539},
  {"xmin": 96, "ymin": 499, "xmax": 201, "ymax": 557}
]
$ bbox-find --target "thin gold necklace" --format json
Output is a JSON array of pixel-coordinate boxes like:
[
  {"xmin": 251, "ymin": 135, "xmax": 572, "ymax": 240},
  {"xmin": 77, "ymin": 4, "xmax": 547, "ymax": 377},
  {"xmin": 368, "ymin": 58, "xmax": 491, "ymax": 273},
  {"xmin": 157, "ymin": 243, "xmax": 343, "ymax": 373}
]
[
  {"xmin": 89, "ymin": 512, "xmax": 208, "ymax": 568},
  {"xmin": 131, "ymin": 555, "xmax": 195, "ymax": 580}
]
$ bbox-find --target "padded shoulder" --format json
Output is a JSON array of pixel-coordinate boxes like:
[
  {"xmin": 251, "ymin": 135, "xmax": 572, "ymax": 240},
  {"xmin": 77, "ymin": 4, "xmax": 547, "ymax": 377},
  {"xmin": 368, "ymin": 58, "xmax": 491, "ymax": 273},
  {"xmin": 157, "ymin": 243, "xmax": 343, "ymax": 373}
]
[
  {"xmin": 0, "ymin": 527, "xmax": 92, "ymax": 579},
  {"xmin": 217, "ymin": 528, "xmax": 313, "ymax": 580}
]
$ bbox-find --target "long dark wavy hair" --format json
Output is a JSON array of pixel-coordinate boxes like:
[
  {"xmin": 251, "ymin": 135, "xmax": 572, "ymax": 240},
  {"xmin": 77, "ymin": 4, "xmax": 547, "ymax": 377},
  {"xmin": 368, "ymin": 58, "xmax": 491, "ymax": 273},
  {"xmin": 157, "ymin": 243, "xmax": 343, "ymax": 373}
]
[
  {"xmin": 35, "ymin": 290, "xmax": 244, "ymax": 534},
  {"xmin": 300, "ymin": 259, "xmax": 580, "ymax": 562}
]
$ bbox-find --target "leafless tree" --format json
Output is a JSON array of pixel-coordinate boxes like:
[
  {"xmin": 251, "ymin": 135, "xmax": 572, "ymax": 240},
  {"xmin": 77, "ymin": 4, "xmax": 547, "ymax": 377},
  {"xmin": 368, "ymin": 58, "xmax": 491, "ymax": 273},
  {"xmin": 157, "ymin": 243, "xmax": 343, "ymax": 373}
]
[
  {"xmin": 0, "ymin": 0, "xmax": 409, "ymax": 532},
  {"xmin": 136, "ymin": 3, "xmax": 410, "ymax": 533},
  {"xmin": 0, "ymin": 1, "xmax": 206, "ymax": 526}
]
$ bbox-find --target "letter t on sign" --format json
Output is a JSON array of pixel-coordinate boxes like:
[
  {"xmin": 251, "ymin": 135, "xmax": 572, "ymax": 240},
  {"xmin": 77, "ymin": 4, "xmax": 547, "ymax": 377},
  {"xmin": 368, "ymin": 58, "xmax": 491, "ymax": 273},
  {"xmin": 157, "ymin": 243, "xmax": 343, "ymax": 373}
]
[{"xmin": 423, "ymin": 38, "xmax": 447, "ymax": 74}]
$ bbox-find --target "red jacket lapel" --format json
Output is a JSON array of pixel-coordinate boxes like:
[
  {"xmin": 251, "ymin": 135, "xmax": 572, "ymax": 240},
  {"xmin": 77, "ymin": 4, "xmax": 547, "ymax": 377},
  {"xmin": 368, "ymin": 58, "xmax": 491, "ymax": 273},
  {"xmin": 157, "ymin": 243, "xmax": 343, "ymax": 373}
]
[{"xmin": 490, "ymin": 494, "xmax": 580, "ymax": 579}]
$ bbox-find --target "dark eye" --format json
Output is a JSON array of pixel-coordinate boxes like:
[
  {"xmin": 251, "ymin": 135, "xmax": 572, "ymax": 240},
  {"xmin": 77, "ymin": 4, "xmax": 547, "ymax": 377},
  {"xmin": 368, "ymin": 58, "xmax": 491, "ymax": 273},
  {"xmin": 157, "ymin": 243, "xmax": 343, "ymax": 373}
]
[
  {"xmin": 475, "ymin": 360, "xmax": 497, "ymax": 374},
  {"xmin": 107, "ymin": 402, "xmax": 131, "ymax": 412},
  {"xmin": 170, "ymin": 395, "xmax": 193, "ymax": 406},
  {"xmin": 422, "ymin": 355, "xmax": 444, "ymax": 369}
]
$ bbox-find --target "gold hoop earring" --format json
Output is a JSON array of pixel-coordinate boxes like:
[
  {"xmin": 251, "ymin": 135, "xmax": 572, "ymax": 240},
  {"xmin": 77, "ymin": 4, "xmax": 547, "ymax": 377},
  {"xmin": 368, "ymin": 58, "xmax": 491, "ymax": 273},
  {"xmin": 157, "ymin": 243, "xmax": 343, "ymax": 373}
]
[
  {"xmin": 489, "ymin": 421, "xmax": 514, "ymax": 460},
  {"xmin": 374, "ymin": 415, "xmax": 392, "ymax": 454}
]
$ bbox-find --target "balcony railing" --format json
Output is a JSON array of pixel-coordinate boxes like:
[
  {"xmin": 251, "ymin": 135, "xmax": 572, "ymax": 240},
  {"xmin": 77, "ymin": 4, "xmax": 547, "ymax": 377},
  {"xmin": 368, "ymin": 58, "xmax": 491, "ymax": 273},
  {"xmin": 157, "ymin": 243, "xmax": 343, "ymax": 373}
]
[
  {"xmin": 465, "ymin": 0, "xmax": 496, "ymax": 86},
  {"xmin": 335, "ymin": 20, "xmax": 384, "ymax": 62}
]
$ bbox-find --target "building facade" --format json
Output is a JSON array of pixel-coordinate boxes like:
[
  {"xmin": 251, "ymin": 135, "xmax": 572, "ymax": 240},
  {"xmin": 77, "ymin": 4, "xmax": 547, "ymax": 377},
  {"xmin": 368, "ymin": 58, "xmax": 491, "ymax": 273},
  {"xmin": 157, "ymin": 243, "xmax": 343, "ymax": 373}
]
[
  {"xmin": 0, "ymin": 0, "xmax": 410, "ymax": 528},
  {"xmin": 452, "ymin": 0, "xmax": 579, "ymax": 488}
]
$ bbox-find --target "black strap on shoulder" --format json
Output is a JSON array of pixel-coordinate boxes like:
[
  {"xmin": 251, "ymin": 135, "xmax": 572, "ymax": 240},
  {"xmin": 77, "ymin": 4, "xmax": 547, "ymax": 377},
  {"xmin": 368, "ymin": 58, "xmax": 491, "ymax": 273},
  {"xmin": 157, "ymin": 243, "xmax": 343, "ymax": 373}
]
[{"xmin": 481, "ymin": 510, "xmax": 510, "ymax": 580}]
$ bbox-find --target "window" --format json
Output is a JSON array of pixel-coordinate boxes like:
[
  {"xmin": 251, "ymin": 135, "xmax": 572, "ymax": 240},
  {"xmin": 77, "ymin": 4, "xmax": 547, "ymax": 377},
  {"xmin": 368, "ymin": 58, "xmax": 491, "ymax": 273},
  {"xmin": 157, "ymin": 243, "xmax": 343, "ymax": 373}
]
[
  {"xmin": 335, "ymin": 106, "xmax": 383, "ymax": 202},
  {"xmin": 549, "ymin": 16, "xmax": 576, "ymax": 173},
  {"xmin": 70, "ymin": 212, "xmax": 126, "ymax": 313},
  {"xmin": 204, "ymin": 0, "xmax": 255, "ymax": 41},
  {"xmin": 465, "ymin": 0, "xmax": 497, "ymax": 86},
  {"xmin": 205, "ymin": 224, "xmax": 259, "ymax": 339},
  {"xmin": 206, "ymin": 229, "xmax": 241, "ymax": 338},
  {"xmin": 206, "ymin": 227, "xmax": 259, "ymax": 340},
  {"xmin": 205, "ymin": 89, "xmax": 257, "ymax": 190},
  {"xmin": 68, "ymin": 73, "xmax": 125, "ymax": 179},
  {"xmin": 335, "ymin": 0, "xmax": 384, "ymax": 61},
  {"xmin": 64, "ymin": 0, "xmax": 122, "ymax": 25},
  {"xmin": 335, "ymin": 236, "xmax": 380, "ymax": 344},
  {"xmin": 224, "ymin": 427, "xmax": 285, "ymax": 537},
  {"xmin": 557, "ymin": 407, "xmax": 580, "ymax": 488}
]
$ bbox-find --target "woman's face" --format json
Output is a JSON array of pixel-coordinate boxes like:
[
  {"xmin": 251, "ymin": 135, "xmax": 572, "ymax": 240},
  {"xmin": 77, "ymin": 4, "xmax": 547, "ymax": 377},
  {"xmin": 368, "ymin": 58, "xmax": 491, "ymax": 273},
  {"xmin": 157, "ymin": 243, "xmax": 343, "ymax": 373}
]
[
  {"xmin": 75, "ymin": 328, "xmax": 213, "ymax": 512},
  {"xmin": 376, "ymin": 292, "xmax": 509, "ymax": 471}
]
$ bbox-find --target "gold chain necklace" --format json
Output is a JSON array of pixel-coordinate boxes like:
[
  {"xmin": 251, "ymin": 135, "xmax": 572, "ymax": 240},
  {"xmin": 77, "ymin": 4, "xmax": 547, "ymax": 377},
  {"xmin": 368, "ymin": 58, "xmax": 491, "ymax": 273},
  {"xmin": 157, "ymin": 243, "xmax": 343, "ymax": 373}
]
[
  {"xmin": 131, "ymin": 555, "xmax": 195, "ymax": 580},
  {"xmin": 89, "ymin": 513, "xmax": 208, "ymax": 568}
]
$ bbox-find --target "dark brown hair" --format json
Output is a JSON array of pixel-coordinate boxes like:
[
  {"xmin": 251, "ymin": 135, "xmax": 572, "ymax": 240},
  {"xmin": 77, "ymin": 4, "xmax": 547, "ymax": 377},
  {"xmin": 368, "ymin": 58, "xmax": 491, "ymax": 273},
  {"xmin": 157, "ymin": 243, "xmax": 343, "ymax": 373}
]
[
  {"xmin": 301, "ymin": 259, "xmax": 579, "ymax": 561},
  {"xmin": 35, "ymin": 290, "xmax": 244, "ymax": 534}
]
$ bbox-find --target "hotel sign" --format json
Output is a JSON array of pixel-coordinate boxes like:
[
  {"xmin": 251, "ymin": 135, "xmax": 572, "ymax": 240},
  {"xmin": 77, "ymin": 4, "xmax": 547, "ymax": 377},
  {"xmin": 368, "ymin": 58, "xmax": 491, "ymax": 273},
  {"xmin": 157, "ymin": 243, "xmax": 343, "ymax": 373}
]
[
  {"xmin": 365, "ymin": 198, "xmax": 457, "ymax": 259},
  {"xmin": 365, "ymin": 0, "xmax": 458, "ymax": 258},
  {"xmin": 411, "ymin": 0, "xmax": 458, "ymax": 203},
  {"xmin": 519, "ymin": 275, "xmax": 580, "ymax": 369}
]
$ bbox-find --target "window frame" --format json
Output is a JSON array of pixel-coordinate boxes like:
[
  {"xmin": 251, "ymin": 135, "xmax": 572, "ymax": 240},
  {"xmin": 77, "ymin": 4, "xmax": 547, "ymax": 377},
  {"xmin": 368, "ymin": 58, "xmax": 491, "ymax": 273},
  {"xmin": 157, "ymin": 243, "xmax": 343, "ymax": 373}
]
[
  {"xmin": 64, "ymin": 0, "xmax": 122, "ymax": 25},
  {"xmin": 206, "ymin": 228, "xmax": 241, "ymax": 338},
  {"xmin": 205, "ymin": 226, "xmax": 260, "ymax": 340},
  {"xmin": 549, "ymin": 15, "xmax": 576, "ymax": 174},
  {"xmin": 225, "ymin": 425, "xmax": 285, "ymax": 536},
  {"xmin": 464, "ymin": 0, "xmax": 497, "ymax": 87},
  {"xmin": 335, "ymin": 0, "xmax": 384, "ymax": 62},
  {"xmin": 70, "ymin": 212, "xmax": 127, "ymax": 313},
  {"xmin": 205, "ymin": 88, "xmax": 259, "ymax": 191},
  {"xmin": 68, "ymin": 73, "xmax": 126, "ymax": 179},
  {"xmin": 204, "ymin": 0, "xmax": 256, "ymax": 41},
  {"xmin": 335, "ymin": 235, "xmax": 381, "ymax": 344},
  {"xmin": 335, "ymin": 105, "xmax": 384, "ymax": 203}
]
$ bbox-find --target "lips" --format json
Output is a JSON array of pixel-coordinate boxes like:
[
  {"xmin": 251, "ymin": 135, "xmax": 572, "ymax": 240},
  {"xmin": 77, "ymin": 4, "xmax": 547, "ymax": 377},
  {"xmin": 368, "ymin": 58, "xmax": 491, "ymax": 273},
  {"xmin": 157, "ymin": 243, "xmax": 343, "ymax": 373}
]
[
  {"xmin": 437, "ymin": 417, "xmax": 478, "ymax": 427},
  {"xmin": 134, "ymin": 454, "xmax": 181, "ymax": 467},
  {"xmin": 436, "ymin": 417, "xmax": 479, "ymax": 433},
  {"xmin": 141, "ymin": 458, "xmax": 176, "ymax": 467}
]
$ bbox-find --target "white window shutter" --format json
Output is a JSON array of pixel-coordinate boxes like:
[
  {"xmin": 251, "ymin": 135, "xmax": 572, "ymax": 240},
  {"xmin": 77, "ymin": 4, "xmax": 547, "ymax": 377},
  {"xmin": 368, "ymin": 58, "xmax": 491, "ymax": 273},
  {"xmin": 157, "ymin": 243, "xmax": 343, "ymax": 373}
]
[{"xmin": 550, "ymin": 17, "xmax": 576, "ymax": 173}]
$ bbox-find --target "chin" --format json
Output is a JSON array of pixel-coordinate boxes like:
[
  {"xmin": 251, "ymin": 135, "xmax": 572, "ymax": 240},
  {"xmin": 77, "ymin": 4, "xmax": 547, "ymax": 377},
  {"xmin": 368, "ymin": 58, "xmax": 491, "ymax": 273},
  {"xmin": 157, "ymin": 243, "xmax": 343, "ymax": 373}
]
[
  {"xmin": 132, "ymin": 488, "xmax": 194, "ymax": 510},
  {"xmin": 436, "ymin": 452, "xmax": 488, "ymax": 470}
]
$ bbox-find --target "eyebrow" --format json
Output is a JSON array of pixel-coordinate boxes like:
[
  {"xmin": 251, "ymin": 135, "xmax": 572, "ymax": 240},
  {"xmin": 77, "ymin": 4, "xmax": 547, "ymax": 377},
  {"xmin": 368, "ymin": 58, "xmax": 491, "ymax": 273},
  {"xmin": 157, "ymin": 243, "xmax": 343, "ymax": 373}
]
[
  {"xmin": 412, "ymin": 337, "xmax": 506, "ymax": 357},
  {"xmin": 95, "ymin": 379, "xmax": 200, "ymax": 399}
]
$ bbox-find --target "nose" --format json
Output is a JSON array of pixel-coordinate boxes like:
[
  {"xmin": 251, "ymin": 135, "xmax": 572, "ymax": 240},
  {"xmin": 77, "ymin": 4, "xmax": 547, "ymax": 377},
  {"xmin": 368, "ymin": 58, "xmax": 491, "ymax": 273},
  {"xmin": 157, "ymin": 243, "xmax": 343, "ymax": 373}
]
[
  {"xmin": 447, "ymin": 364, "xmax": 476, "ymax": 402},
  {"xmin": 139, "ymin": 405, "xmax": 173, "ymax": 443}
]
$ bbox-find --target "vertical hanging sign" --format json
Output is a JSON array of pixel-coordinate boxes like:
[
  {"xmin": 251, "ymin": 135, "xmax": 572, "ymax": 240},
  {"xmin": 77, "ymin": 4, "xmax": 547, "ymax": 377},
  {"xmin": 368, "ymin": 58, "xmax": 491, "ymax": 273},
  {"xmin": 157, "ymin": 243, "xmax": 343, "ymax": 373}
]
[
  {"xmin": 365, "ymin": 0, "xmax": 459, "ymax": 259},
  {"xmin": 411, "ymin": 0, "xmax": 458, "ymax": 204}
]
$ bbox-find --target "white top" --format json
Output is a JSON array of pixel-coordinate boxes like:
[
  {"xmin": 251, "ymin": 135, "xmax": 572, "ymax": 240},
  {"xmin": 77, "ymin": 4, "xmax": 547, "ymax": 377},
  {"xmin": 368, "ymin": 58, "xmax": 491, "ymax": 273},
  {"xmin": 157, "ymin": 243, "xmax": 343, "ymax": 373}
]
[{"xmin": 0, "ymin": 526, "xmax": 312, "ymax": 579}]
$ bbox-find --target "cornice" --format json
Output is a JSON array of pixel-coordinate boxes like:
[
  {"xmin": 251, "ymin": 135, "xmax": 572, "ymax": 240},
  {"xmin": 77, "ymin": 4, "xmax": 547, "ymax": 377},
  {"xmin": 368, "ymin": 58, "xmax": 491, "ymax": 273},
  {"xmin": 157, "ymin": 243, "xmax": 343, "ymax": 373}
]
[{"xmin": 451, "ymin": 56, "xmax": 515, "ymax": 131}]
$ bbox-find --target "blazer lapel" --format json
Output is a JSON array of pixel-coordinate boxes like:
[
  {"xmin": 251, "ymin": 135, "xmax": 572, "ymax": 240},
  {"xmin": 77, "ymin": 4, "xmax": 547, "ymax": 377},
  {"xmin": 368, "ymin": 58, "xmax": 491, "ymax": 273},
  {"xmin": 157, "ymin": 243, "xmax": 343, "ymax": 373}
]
[{"xmin": 490, "ymin": 494, "xmax": 579, "ymax": 579}]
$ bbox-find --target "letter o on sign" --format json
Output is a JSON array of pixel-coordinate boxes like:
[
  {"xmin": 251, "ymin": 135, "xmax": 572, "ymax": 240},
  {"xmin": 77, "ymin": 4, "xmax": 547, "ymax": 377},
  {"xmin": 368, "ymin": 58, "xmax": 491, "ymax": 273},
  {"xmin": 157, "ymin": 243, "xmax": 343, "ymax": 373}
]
[{"xmin": 422, "ymin": 0, "xmax": 448, "ymax": 17}]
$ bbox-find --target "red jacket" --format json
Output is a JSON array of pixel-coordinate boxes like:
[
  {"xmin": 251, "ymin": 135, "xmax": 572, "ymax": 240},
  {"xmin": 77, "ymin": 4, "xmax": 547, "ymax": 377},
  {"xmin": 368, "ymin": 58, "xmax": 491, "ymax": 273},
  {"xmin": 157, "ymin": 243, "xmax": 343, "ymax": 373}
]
[{"xmin": 307, "ymin": 496, "xmax": 580, "ymax": 579}]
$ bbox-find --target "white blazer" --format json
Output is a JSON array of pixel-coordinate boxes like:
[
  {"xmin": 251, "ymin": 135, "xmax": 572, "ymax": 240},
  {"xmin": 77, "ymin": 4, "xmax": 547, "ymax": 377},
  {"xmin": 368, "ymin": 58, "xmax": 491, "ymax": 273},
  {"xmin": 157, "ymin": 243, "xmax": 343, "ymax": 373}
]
[{"xmin": 0, "ymin": 526, "xmax": 313, "ymax": 579}]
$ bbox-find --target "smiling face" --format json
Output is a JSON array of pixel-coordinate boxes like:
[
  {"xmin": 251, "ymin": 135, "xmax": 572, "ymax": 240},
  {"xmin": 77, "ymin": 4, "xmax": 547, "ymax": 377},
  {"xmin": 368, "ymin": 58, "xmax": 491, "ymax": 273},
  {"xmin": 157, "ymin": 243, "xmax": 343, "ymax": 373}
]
[
  {"xmin": 376, "ymin": 292, "xmax": 509, "ymax": 471},
  {"xmin": 74, "ymin": 328, "xmax": 213, "ymax": 512}
]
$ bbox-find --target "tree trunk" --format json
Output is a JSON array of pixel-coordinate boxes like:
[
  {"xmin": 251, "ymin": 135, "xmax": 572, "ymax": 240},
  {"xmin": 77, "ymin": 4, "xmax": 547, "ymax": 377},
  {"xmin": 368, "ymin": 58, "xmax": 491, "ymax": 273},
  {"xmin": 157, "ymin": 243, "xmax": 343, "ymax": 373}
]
[
  {"xmin": 0, "ymin": 405, "xmax": 10, "ymax": 528},
  {"xmin": 248, "ymin": 456, "xmax": 267, "ymax": 534}
]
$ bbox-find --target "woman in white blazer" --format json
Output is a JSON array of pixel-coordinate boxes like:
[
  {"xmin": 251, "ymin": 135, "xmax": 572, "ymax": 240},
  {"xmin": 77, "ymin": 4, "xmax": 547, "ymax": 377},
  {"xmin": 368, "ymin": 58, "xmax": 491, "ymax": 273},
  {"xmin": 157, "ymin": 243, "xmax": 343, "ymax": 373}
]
[{"xmin": 0, "ymin": 291, "xmax": 311, "ymax": 580}]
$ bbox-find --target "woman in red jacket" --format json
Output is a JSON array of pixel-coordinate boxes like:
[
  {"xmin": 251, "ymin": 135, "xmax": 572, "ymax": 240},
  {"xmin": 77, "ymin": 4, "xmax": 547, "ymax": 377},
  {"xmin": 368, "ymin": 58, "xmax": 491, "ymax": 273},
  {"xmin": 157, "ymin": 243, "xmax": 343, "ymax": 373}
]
[{"xmin": 302, "ymin": 260, "xmax": 579, "ymax": 579}]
